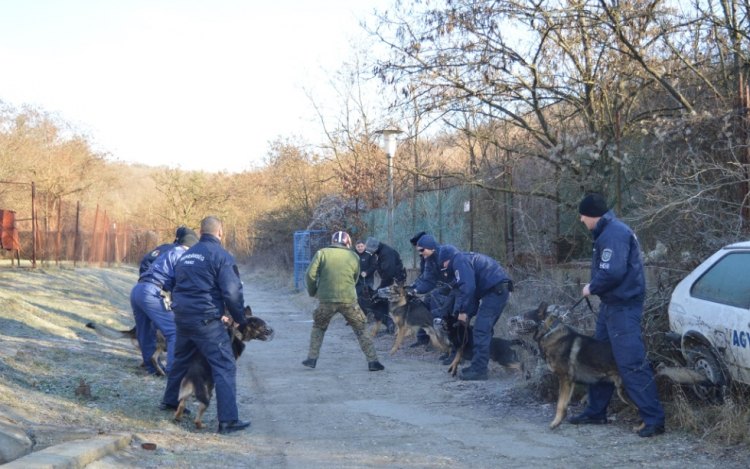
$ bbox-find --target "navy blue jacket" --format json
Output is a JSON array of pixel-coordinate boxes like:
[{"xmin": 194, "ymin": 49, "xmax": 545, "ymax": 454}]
[
  {"xmin": 139, "ymin": 243, "xmax": 177, "ymax": 275},
  {"xmin": 447, "ymin": 252, "xmax": 510, "ymax": 318},
  {"xmin": 373, "ymin": 242, "xmax": 406, "ymax": 288},
  {"xmin": 588, "ymin": 211, "xmax": 646, "ymax": 305},
  {"xmin": 138, "ymin": 245, "xmax": 188, "ymax": 292},
  {"xmin": 413, "ymin": 251, "xmax": 442, "ymax": 294},
  {"xmin": 170, "ymin": 234, "xmax": 247, "ymax": 326}
]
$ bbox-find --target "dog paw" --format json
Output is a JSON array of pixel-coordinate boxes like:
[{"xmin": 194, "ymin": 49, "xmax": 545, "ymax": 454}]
[
  {"xmin": 389, "ymin": 348, "xmax": 398, "ymax": 355},
  {"xmin": 195, "ymin": 423, "xmax": 206, "ymax": 430},
  {"xmin": 632, "ymin": 422, "xmax": 645, "ymax": 433}
]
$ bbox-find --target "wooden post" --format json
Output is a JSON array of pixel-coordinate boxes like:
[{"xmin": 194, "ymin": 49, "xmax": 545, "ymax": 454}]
[
  {"xmin": 73, "ymin": 201, "xmax": 80, "ymax": 268},
  {"xmin": 123, "ymin": 226, "xmax": 129, "ymax": 264},
  {"xmin": 31, "ymin": 181, "xmax": 37, "ymax": 268},
  {"xmin": 615, "ymin": 109, "xmax": 622, "ymax": 216},
  {"xmin": 90, "ymin": 204, "xmax": 99, "ymax": 265},
  {"xmin": 56, "ymin": 195, "xmax": 62, "ymax": 267},
  {"xmin": 99, "ymin": 211, "xmax": 107, "ymax": 268},
  {"xmin": 113, "ymin": 221, "xmax": 119, "ymax": 265}
]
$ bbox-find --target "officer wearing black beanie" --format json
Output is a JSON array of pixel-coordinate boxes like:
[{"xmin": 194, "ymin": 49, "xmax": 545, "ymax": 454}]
[{"xmin": 571, "ymin": 194, "xmax": 666, "ymax": 437}]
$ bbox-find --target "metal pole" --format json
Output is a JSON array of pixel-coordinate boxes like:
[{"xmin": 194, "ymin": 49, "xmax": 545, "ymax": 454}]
[{"xmin": 388, "ymin": 152, "xmax": 394, "ymax": 246}]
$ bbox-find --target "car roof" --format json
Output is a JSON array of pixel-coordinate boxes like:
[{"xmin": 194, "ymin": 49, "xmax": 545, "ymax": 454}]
[{"xmin": 723, "ymin": 240, "xmax": 750, "ymax": 250}]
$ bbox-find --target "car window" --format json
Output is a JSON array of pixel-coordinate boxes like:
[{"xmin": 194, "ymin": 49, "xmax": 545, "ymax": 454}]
[{"xmin": 690, "ymin": 252, "xmax": 750, "ymax": 309}]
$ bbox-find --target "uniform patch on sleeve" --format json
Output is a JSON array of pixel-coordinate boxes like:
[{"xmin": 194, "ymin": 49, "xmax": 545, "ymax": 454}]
[
  {"xmin": 151, "ymin": 250, "xmax": 160, "ymax": 257},
  {"xmin": 601, "ymin": 249, "xmax": 612, "ymax": 262},
  {"xmin": 454, "ymin": 270, "xmax": 460, "ymax": 281}
]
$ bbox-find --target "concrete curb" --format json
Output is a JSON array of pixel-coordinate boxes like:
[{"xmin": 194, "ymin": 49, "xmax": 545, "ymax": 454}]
[{"xmin": 2, "ymin": 433, "xmax": 132, "ymax": 469}]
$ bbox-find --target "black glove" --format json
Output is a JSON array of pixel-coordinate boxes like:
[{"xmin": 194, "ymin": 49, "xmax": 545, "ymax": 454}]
[{"xmin": 438, "ymin": 284, "xmax": 452, "ymax": 296}]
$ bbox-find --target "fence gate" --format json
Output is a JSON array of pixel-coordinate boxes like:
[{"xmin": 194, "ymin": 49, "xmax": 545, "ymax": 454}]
[{"xmin": 293, "ymin": 230, "xmax": 329, "ymax": 290}]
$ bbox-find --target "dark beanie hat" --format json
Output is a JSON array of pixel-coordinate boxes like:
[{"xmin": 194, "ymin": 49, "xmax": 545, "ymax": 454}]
[
  {"xmin": 416, "ymin": 234, "xmax": 440, "ymax": 250},
  {"xmin": 409, "ymin": 231, "xmax": 427, "ymax": 246},
  {"xmin": 173, "ymin": 226, "xmax": 187, "ymax": 243},
  {"xmin": 177, "ymin": 228, "xmax": 199, "ymax": 247},
  {"xmin": 438, "ymin": 244, "xmax": 459, "ymax": 266},
  {"xmin": 578, "ymin": 194, "xmax": 608, "ymax": 217}
]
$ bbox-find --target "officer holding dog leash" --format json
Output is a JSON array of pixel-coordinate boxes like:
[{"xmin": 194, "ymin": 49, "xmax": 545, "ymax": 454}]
[
  {"xmin": 406, "ymin": 233, "xmax": 445, "ymax": 348},
  {"xmin": 160, "ymin": 216, "xmax": 252, "ymax": 435},
  {"xmin": 439, "ymin": 245, "xmax": 513, "ymax": 381},
  {"xmin": 572, "ymin": 193, "xmax": 665, "ymax": 438}
]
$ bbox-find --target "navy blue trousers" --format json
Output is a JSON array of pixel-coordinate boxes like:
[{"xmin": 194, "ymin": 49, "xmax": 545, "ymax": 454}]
[
  {"xmin": 130, "ymin": 282, "xmax": 177, "ymax": 374},
  {"xmin": 582, "ymin": 303, "xmax": 665, "ymax": 426},
  {"xmin": 161, "ymin": 318, "xmax": 239, "ymax": 422},
  {"xmin": 468, "ymin": 289, "xmax": 509, "ymax": 372}
]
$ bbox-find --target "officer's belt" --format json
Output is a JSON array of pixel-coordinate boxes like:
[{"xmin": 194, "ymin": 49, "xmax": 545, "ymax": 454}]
[
  {"xmin": 138, "ymin": 278, "xmax": 163, "ymax": 289},
  {"xmin": 487, "ymin": 280, "xmax": 513, "ymax": 296}
]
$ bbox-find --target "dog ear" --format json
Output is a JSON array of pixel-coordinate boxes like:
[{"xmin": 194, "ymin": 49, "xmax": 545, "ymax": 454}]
[
  {"xmin": 244, "ymin": 305, "xmax": 253, "ymax": 317},
  {"xmin": 536, "ymin": 302, "xmax": 549, "ymax": 320}
]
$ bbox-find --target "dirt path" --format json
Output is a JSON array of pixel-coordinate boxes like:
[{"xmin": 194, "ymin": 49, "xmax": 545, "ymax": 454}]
[{"xmin": 88, "ymin": 280, "xmax": 747, "ymax": 469}]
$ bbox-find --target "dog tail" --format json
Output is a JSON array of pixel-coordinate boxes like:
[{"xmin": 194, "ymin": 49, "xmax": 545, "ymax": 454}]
[
  {"xmin": 179, "ymin": 376, "xmax": 211, "ymax": 408},
  {"xmin": 656, "ymin": 363, "xmax": 713, "ymax": 386},
  {"xmin": 86, "ymin": 322, "xmax": 136, "ymax": 340}
]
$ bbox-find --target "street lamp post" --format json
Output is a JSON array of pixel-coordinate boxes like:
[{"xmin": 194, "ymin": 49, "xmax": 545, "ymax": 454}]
[{"xmin": 376, "ymin": 127, "xmax": 403, "ymax": 246}]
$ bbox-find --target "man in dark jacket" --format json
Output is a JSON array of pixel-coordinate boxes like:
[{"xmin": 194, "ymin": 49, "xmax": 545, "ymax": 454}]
[
  {"xmin": 139, "ymin": 226, "xmax": 187, "ymax": 275},
  {"xmin": 159, "ymin": 216, "xmax": 251, "ymax": 435},
  {"xmin": 569, "ymin": 194, "xmax": 665, "ymax": 438},
  {"xmin": 364, "ymin": 237, "xmax": 406, "ymax": 289},
  {"xmin": 364, "ymin": 237, "xmax": 406, "ymax": 334},
  {"xmin": 439, "ymin": 244, "xmax": 512, "ymax": 381},
  {"xmin": 354, "ymin": 239, "xmax": 376, "ymax": 297}
]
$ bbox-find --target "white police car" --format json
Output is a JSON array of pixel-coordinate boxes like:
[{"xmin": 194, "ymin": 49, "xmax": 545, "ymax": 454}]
[{"xmin": 667, "ymin": 241, "xmax": 750, "ymax": 400}]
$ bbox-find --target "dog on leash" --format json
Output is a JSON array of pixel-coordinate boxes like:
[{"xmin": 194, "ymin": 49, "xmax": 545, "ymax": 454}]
[
  {"xmin": 378, "ymin": 284, "xmax": 450, "ymax": 355},
  {"xmin": 86, "ymin": 319, "xmax": 168, "ymax": 376},
  {"xmin": 359, "ymin": 285, "xmax": 395, "ymax": 338},
  {"xmin": 173, "ymin": 305, "xmax": 274, "ymax": 429},
  {"xmin": 438, "ymin": 309, "xmax": 524, "ymax": 377},
  {"xmin": 510, "ymin": 302, "xmax": 711, "ymax": 430}
]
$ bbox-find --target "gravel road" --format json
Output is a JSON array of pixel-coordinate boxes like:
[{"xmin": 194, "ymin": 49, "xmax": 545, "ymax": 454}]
[{"xmin": 88, "ymin": 280, "xmax": 748, "ymax": 468}]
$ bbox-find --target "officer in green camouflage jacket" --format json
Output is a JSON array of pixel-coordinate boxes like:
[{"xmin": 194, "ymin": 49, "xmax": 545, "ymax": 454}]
[{"xmin": 302, "ymin": 231, "xmax": 385, "ymax": 371}]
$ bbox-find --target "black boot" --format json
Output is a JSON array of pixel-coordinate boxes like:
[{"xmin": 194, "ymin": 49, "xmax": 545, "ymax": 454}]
[
  {"xmin": 218, "ymin": 420, "xmax": 251, "ymax": 434},
  {"xmin": 442, "ymin": 349, "xmax": 457, "ymax": 366},
  {"xmin": 368, "ymin": 361, "xmax": 385, "ymax": 371},
  {"xmin": 302, "ymin": 358, "xmax": 317, "ymax": 369},
  {"xmin": 410, "ymin": 330, "xmax": 430, "ymax": 347}
]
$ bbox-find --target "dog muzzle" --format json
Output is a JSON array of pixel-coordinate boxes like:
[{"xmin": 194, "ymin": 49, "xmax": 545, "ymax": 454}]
[
  {"xmin": 377, "ymin": 286, "xmax": 397, "ymax": 299},
  {"xmin": 507, "ymin": 315, "xmax": 538, "ymax": 336}
]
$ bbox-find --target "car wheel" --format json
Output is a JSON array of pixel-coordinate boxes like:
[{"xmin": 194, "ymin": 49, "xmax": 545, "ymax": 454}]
[{"xmin": 686, "ymin": 344, "xmax": 727, "ymax": 402}]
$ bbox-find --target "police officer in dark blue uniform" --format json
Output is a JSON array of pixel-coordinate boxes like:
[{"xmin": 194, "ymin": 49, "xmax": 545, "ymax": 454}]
[
  {"xmin": 139, "ymin": 226, "xmax": 188, "ymax": 275},
  {"xmin": 131, "ymin": 228, "xmax": 199, "ymax": 375},
  {"xmin": 159, "ymin": 216, "xmax": 251, "ymax": 434},
  {"xmin": 570, "ymin": 194, "xmax": 666, "ymax": 437},
  {"xmin": 407, "ymin": 233, "xmax": 444, "ymax": 347},
  {"xmin": 439, "ymin": 244, "xmax": 512, "ymax": 381},
  {"xmin": 364, "ymin": 237, "xmax": 406, "ymax": 334}
]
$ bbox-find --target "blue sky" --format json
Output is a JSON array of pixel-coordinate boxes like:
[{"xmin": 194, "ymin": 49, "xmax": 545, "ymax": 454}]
[{"xmin": 0, "ymin": 0, "xmax": 392, "ymax": 172}]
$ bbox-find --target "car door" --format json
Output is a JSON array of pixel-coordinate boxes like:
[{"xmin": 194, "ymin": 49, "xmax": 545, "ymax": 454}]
[{"xmin": 688, "ymin": 250, "xmax": 750, "ymax": 385}]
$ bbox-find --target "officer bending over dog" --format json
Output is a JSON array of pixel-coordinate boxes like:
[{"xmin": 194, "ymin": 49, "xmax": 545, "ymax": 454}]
[
  {"xmin": 302, "ymin": 231, "xmax": 384, "ymax": 371},
  {"xmin": 364, "ymin": 237, "xmax": 406, "ymax": 334},
  {"xmin": 160, "ymin": 216, "xmax": 252, "ymax": 435},
  {"xmin": 130, "ymin": 228, "xmax": 199, "ymax": 375},
  {"xmin": 439, "ymin": 245, "xmax": 513, "ymax": 381},
  {"xmin": 571, "ymin": 193, "xmax": 666, "ymax": 438},
  {"xmin": 139, "ymin": 226, "xmax": 189, "ymax": 275},
  {"xmin": 406, "ymin": 232, "xmax": 446, "ymax": 349}
]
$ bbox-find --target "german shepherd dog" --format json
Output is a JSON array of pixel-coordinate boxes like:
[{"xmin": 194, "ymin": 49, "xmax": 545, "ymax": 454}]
[
  {"xmin": 510, "ymin": 302, "xmax": 711, "ymax": 430},
  {"xmin": 86, "ymin": 318, "xmax": 169, "ymax": 376},
  {"xmin": 173, "ymin": 306, "xmax": 274, "ymax": 429},
  {"xmin": 377, "ymin": 284, "xmax": 450, "ymax": 355},
  {"xmin": 438, "ymin": 307, "xmax": 525, "ymax": 377}
]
